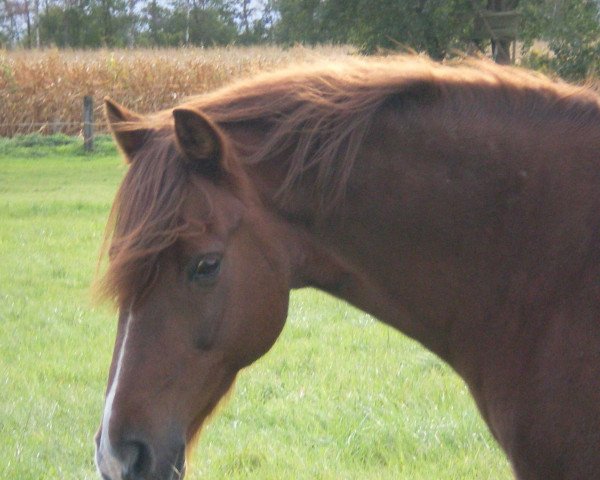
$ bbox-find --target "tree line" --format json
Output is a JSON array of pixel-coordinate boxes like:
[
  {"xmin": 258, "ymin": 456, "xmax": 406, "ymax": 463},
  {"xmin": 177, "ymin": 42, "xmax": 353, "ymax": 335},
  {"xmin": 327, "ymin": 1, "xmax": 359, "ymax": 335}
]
[
  {"xmin": 0, "ymin": 0, "xmax": 273, "ymax": 48},
  {"xmin": 1, "ymin": 1, "xmax": 599, "ymax": 77}
]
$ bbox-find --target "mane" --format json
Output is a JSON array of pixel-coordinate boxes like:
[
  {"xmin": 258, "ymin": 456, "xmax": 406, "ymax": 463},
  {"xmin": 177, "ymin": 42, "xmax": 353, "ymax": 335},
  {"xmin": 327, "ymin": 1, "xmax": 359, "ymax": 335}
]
[
  {"xmin": 178, "ymin": 55, "xmax": 600, "ymax": 209},
  {"xmin": 96, "ymin": 128, "xmax": 197, "ymax": 307},
  {"xmin": 98, "ymin": 55, "xmax": 600, "ymax": 306}
]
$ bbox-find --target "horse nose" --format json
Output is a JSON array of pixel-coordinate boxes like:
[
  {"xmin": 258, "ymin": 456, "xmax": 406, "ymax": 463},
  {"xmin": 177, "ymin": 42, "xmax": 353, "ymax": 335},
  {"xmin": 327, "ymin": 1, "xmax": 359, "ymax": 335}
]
[
  {"xmin": 97, "ymin": 434, "xmax": 154, "ymax": 480},
  {"xmin": 97, "ymin": 428, "xmax": 187, "ymax": 480},
  {"xmin": 120, "ymin": 439, "xmax": 153, "ymax": 478}
]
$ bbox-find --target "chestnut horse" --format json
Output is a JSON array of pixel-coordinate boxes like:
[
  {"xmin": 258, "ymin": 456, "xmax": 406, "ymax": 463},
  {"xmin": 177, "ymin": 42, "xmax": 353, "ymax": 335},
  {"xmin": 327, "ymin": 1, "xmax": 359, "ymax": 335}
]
[{"xmin": 95, "ymin": 57, "xmax": 600, "ymax": 480}]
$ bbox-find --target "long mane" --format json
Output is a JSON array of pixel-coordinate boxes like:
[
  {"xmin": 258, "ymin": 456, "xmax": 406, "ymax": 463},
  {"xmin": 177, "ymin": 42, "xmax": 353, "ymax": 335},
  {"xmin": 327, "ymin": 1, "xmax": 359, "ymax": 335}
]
[
  {"xmin": 185, "ymin": 55, "xmax": 600, "ymax": 209},
  {"xmin": 96, "ymin": 129, "xmax": 193, "ymax": 307},
  {"xmin": 98, "ymin": 55, "xmax": 600, "ymax": 307}
]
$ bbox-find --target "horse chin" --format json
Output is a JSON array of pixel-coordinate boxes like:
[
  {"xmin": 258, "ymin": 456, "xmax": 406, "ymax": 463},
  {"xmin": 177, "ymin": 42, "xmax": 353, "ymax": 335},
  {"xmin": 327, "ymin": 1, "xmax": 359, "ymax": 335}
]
[
  {"xmin": 185, "ymin": 373, "xmax": 238, "ymax": 450},
  {"xmin": 164, "ymin": 448, "xmax": 186, "ymax": 480}
]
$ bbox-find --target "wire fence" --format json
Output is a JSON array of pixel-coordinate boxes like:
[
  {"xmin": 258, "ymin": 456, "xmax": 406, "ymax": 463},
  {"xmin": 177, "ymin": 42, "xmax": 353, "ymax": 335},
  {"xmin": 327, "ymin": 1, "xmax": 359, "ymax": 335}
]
[
  {"xmin": 0, "ymin": 121, "xmax": 91, "ymax": 129},
  {"xmin": 0, "ymin": 121, "xmax": 110, "ymax": 137},
  {"xmin": 0, "ymin": 96, "xmax": 111, "ymax": 150}
]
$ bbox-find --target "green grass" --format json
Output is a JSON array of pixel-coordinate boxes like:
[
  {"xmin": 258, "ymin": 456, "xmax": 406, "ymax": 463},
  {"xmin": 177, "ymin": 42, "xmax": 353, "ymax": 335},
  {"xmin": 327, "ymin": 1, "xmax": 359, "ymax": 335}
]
[{"xmin": 0, "ymin": 135, "xmax": 513, "ymax": 479}]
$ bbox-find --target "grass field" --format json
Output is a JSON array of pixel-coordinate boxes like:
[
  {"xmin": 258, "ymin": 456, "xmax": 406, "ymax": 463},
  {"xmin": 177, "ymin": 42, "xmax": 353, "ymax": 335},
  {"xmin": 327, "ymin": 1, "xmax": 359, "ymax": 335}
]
[{"xmin": 0, "ymin": 136, "xmax": 512, "ymax": 479}]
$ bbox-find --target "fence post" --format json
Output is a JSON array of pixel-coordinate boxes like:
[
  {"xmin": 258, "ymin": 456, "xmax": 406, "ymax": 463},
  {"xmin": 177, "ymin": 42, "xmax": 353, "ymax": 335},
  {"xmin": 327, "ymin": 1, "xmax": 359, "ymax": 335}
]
[{"xmin": 83, "ymin": 95, "xmax": 94, "ymax": 152}]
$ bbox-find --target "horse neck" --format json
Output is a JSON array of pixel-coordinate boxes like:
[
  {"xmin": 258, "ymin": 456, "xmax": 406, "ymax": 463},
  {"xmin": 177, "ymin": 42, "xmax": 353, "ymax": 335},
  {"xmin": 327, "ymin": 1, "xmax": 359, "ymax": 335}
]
[{"xmin": 240, "ymin": 100, "xmax": 600, "ymax": 372}]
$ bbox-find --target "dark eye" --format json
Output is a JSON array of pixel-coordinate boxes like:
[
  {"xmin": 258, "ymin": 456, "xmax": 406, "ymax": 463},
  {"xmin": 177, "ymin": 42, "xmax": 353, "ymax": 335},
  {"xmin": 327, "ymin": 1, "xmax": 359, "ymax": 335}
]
[{"xmin": 188, "ymin": 253, "xmax": 222, "ymax": 284}]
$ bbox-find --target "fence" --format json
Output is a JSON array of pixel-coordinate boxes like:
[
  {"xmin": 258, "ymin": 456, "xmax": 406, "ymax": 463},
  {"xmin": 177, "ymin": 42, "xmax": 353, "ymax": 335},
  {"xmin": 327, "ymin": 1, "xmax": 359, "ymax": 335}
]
[
  {"xmin": 0, "ymin": 46, "xmax": 358, "ymax": 143},
  {"xmin": 0, "ymin": 95, "xmax": 106, "ymax": 150}
]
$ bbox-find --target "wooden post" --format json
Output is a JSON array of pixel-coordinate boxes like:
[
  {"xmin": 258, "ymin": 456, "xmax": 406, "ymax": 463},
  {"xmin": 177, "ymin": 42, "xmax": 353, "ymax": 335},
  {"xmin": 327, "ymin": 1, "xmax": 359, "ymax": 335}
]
[
  {"xmin": 473, "ymin": 2, "xmax": 520, "ymax": 65},
  {"xmin": 487, "ymin": 0, "xmax": 519, "ymax": 65},
  {"xmin": 83, "ymin": 95, "xmax": 94, "ymax": 152}
]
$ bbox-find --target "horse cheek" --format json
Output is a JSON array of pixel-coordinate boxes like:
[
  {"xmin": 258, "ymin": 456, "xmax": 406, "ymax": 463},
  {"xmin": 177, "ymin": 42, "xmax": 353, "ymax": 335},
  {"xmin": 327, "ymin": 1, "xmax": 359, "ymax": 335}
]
[{"xmin": 228, "ymin": 265, "xmax": 290, "ymax": 369}]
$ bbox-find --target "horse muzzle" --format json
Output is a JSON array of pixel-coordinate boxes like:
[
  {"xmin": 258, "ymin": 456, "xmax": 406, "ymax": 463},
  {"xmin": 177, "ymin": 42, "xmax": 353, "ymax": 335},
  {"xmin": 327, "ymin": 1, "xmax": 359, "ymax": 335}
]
[{"xmin": 95, "ymin": 428, "xmax": 186, "ymax": 480}]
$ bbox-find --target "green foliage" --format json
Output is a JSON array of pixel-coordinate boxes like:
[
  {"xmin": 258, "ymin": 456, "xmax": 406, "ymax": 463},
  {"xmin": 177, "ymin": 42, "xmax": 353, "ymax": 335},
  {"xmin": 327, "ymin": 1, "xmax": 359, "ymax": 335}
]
[
  {"xmin": 173, "ymin": 6, "xmax": 238, "ymax": 46},
  {"xmin": 34, "ymin": 0, "xmax": 239, "ymax": 48},
  {"xmin": 273, "ymin": 0, "xmax": 324, "ymax": 44},
  {"xmin": 273, "ymin": 0, "xmax": 478, "ymax": 57},
  {"xmin": 273, "ymin": 0, "xmax": 600, "ymax": 79},
  {"xmin": 520, "ymin": 0, "xmax": 600, "ymax": 79},
  {"xmin": 37, "ymin": 0, "xmax": 135, "ymax": 48}
]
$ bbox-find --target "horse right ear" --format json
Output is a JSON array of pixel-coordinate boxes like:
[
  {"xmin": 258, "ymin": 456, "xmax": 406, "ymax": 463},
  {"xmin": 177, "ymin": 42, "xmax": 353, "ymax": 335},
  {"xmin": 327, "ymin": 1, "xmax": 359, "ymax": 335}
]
[
  {"xmin": 173, "ymin": 107, "xmax": 226, "ymax": 180},
  {"xmin": 104, "ymin": 97, "xmax": 149, "ymax": 161}
]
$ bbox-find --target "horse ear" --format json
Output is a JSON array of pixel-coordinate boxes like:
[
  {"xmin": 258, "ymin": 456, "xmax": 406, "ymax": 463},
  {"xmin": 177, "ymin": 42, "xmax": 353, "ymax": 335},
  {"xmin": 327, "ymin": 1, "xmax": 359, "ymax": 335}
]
[
  {"xmin": 172, "ymin": 107, "xmax": 225, "ymax": 179},
  {"xmin": 104, "ymin": 97, "xmax": 148, "ymax": 161}
]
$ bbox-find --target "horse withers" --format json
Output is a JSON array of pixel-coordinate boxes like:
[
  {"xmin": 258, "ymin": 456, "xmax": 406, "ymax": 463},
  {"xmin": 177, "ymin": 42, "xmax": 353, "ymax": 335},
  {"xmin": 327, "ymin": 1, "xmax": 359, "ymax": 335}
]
[{"xmin": 95, "ymin": 57, "xmax": 600, "ymax": 479}]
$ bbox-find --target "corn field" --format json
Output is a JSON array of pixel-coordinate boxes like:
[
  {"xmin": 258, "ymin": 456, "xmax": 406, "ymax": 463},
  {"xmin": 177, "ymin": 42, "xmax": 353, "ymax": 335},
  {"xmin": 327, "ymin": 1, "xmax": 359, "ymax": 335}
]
[{"xmin": 0, "ymin": 46, "xmax": 354, "ymax": 137}]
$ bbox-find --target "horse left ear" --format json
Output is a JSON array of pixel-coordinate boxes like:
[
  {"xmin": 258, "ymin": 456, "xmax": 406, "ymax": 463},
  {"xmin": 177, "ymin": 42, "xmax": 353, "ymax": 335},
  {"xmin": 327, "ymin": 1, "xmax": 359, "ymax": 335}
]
[
  {"xmin": 173, "ymin": 107, "xmax": 225, "ymax": 179},
  {"xmin": 104, "ymin": 97, "xmax": 149, "ymax": 161}
]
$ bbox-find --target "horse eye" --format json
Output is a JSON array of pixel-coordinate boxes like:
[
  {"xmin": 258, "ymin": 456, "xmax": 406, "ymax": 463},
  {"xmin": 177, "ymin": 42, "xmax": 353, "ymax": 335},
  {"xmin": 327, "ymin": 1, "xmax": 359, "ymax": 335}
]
[{"xmin": 189, "ymin": 253, "xmax": 222, "ymax": 283}]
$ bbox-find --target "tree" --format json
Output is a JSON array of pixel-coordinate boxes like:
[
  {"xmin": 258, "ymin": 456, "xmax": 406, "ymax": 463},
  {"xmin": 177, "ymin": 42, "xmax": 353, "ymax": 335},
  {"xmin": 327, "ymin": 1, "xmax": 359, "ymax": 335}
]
[
  {"xmin": 274, "ymin": 0, "xmax": 477, "ymax": 58},
  {"xmin": 36, "ymin": 0, "xmax": 132, "ymax": 47},
  {"xmin": 165, "ymin": 0, "xmax": 237, "ymax": 46},
  {"xmin": 140, "ymin": 0, "xmax": 169, "ymax": 45},
  {"xmin": 1, "ymin": 0, "xmax": 28, "ymax": 45},
  {"xmin": 273, "ymin": 0, "xmax": 324, "ymax": 44},
  {"xmin": 229, "ymin": 0, "xmax": 274, "ymax": 43},
  {"xmin": 521, "ymin": 0, "xmax": 600, "ymax": 78}
]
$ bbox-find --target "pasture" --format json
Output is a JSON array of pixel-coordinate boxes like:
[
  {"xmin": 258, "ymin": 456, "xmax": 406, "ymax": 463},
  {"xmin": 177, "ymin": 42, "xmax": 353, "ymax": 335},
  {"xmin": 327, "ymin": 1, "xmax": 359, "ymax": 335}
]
[{"xmin": 0, "ymin": 135, "xmax": 511, "ymax": 478}]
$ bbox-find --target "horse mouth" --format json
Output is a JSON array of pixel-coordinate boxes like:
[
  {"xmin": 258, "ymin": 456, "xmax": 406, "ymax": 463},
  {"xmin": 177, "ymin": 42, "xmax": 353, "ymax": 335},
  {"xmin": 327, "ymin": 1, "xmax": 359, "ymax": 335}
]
[{"xmin": 95, "ymin": 428, "xmax": 187, "ymax": 480}]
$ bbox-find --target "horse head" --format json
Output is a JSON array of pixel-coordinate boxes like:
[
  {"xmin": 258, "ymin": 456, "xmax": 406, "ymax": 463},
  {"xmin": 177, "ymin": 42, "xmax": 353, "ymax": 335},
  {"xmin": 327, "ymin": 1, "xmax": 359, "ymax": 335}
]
[{"xmin": 95, "ymin": 99, "xmax": 294, "ymax": 480}]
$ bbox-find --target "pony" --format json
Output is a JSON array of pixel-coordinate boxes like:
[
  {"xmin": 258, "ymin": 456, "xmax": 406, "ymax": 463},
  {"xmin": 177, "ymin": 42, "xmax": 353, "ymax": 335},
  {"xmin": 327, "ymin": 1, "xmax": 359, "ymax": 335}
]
[{"xmin": 94, "ymin": 56, "xmax": 600, "ymax": 480}]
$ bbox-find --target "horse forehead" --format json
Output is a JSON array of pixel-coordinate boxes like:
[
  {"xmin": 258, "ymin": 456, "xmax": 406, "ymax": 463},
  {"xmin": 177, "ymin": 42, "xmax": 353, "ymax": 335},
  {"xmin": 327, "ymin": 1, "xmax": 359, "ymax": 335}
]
[{"xmin": 184, "ymin": 176, "xmax": 246, "ymax": 232}]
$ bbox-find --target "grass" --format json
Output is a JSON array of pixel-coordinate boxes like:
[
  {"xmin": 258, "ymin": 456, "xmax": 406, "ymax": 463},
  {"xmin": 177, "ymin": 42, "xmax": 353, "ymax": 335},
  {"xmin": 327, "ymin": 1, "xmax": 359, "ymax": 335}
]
[{"xmin": 0, "ymin": 136, "xmax": 513, "ymax": 479}]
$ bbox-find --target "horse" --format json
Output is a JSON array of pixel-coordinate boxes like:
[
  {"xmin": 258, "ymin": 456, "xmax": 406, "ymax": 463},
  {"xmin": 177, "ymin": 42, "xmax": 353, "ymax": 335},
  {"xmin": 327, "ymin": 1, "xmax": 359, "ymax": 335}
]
[{"xmin": 94, "ymin": 56, "xmax": 600, "ymax": 480}]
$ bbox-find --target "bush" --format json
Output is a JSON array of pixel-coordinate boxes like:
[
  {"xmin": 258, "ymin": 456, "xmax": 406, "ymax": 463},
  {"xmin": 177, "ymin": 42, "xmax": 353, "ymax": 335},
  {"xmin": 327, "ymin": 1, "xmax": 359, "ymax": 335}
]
[{"xmin": 520, "ymin": 0, "xmax": 600, "ymax": 80}]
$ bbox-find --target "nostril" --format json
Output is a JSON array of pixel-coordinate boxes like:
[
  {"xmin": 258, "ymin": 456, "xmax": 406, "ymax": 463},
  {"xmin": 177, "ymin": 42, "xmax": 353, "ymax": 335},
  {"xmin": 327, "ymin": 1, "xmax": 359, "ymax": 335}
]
[{"xmin": 121, "ymin": 439, "xmax": 153, "ymax": 479}]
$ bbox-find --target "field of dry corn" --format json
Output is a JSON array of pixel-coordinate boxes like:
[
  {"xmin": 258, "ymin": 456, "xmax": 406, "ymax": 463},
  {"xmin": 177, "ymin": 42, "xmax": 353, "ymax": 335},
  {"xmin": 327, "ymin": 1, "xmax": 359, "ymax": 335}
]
[
  {"xmin": 2, "ymin": 46, "xmax": 598, "ymax": 138},
  {"xmin": 0, "ymin": 46, "xmax": 354, "ymax": 137}
]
